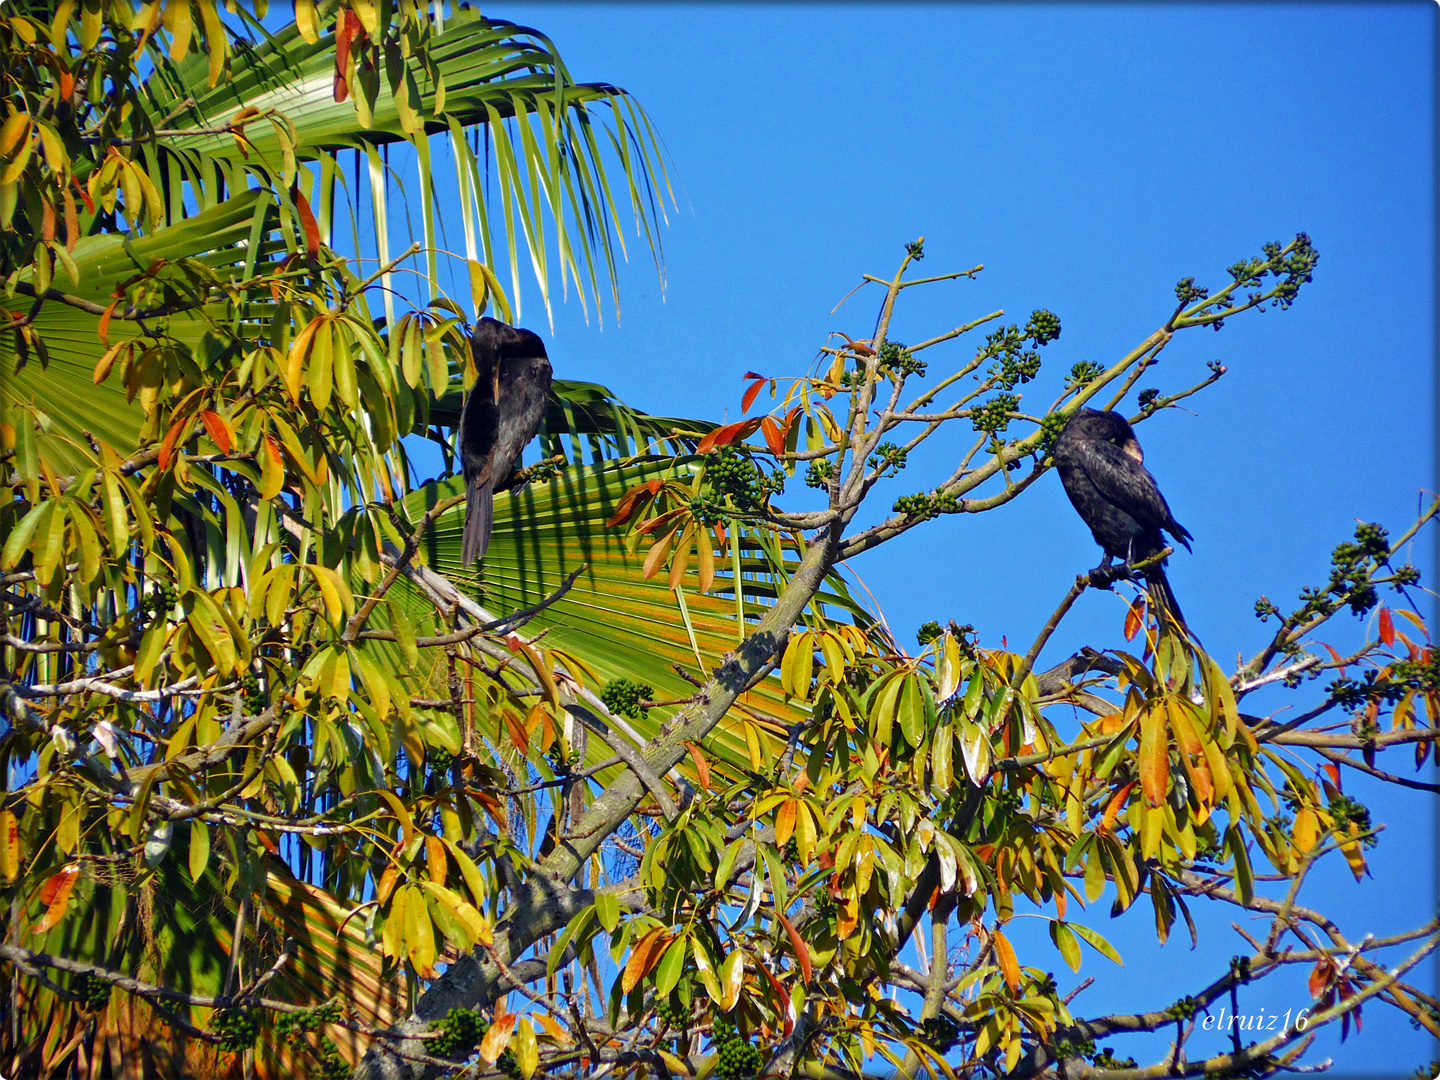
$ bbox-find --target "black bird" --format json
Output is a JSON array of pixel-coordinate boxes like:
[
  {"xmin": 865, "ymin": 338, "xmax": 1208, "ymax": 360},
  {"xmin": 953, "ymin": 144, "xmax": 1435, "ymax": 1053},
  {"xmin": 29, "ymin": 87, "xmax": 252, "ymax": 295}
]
[
  {"xmin": 459, "ymin": 317, "xmax": 552, "ymax": 565},
  {"xmin": 1052, "ymin": 408, "xmax": 1193, "ymax": 629}
]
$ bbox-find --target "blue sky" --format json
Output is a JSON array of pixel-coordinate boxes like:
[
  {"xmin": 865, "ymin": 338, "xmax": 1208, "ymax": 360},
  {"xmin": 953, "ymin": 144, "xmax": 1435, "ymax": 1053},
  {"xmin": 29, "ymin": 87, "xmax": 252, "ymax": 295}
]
[{"xmin": 415, "ymin": 4, "xmax": 1436, "ymax": 1074}]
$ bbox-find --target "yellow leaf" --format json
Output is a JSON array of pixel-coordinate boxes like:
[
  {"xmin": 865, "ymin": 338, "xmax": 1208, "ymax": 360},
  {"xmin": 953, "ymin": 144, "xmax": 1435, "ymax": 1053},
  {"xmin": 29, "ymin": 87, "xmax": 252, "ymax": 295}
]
[{"xmin": 293, "ymin": 0, "xmax": 319, "ymax": 43}]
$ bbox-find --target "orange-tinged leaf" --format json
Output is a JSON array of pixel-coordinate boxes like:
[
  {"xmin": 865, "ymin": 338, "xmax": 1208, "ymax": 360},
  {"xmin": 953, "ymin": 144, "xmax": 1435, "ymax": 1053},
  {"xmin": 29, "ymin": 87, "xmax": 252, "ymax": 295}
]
[
  {"xmin": 1395, "ymin": 608, "xmax": 1430, "ymax": 641},
  {"xmin": 993, "ymin": 928, "xmax": 1020, "ymax": 993},
  {"xmin": 199, "ymin": 409, "xmax": 233, "ymax": 454},
  {"xmin": 35, "ymin": 864, "xmax": 80, "ymax": 933},
  {"xmin": 774, "ymin": 799, "xmax": 798, "ymax": 848},
  {"xmin": 1308, "ymin": 960, "xmax": 1333, "ymax": 1000},
  {"xmin": 760, "ymin": 416, "xmax": 784, "ymax": 456},
  {"xmin": 685, "ymin": 742, "xmax": 711, "ymax": 790},
  {"xmin": 777, "ymin": 912, "xmax": 812, "ymax": 984},
  {"xmin": 623, "ymin": 927, "xmax": 671, "ymax": 993},
  {"xmin": 741, "ymin": 377, "xmax": 766, "ymax": 414},
  {"xmin": 479, "ymin": 1011, "xmax": 516, "ymax": 1064},
  {"xmin": 696, "ymin": 418, "xmax": 762, "ymax": 454},
  {"xmin": 259, "ymin": 436, "xmax": 285, "ymax": 500},
  {"xmin": 503, "ymin": 709, "xmax": 530, "ymax": 757},
  {"xmin": 97, "ymin": 298, "xmax": 119, "ymax": 347},
  {"xmin": 1101, "ymin": 780, "xmax": 1137, "ymax": 832},
  {"xmin": 1378, "ymin": 607, "xmax": 1395, "ymax": 646},
  {"xmin": 1124, "ymin": 597, "xmax": 1144, "ymax": 641},
  {"xmin": 157, "ymin": 415, "xmax": 189, "ymax": 470},
  {"xmin": 719, "ymin": 948, "xmax": 744, "ymax": 1011},
  {"xmin": 642, "ymin": 526, "xmax": 677, "ymax": 581},
  {"xmin": 606, "ymin": 483, "xmax": 653, "ymax": 528},
  {"xmin": 290, "ymin": 183, "xmax": 320, "ymax": 259},
  {"xmin": 1137, "ymin": 705, "xmax": 1169, "ymax": 807}
]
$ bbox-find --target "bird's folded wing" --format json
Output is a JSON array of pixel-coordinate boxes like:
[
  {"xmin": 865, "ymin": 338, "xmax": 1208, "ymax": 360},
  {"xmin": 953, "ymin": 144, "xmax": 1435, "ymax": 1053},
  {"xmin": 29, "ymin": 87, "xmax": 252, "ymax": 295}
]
[{"xmin": 1074, "ymin": 439, "xmax": 1176, "ymax": 532}]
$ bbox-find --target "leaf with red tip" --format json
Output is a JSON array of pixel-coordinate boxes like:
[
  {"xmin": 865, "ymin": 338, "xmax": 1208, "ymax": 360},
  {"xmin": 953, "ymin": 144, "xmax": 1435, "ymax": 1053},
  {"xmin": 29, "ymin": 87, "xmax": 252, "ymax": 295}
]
[
  {"xmin": 157, "ymin": 415, "xmax": 190, "ymax": 470},
  {"xmin": 199, "ymin": 409, "xmax": 233, "ymax": 454},
  {"xmin": 993, "ymin": 928, "xmax": 1020, "ymax": 992},
  {"xmin": 1378, "ymin": 607, "xmax": 1395, "ymax": 646},
  {"xmin": 1322, "ymin": 763, "xmax": 1342, "ymax": 790},
  {"xmin": 1124, "ymin": 598, "xmax": 1144, "ymax": 641},
  {"xmin": 685, "ymin": 742, "xmax": 711, "ymax": 790},
  {"xmin": 623, "ymin": 927, "xmax": 671, "ymax": 993},
  {"xmin": 741, "ymin": 377, "xmax": 766, "ymax": 414},
  {"xmin": 777, "ymin": 912, "xmax": 812, "ymax": 984},
  {"xmin": 36, "ymin": 864, "xmax": 80, "ymax": 933},
  {"xmin": 290, "ymin": 184, "xmax": 320, "ymax": 260},
  {"xmin": 760, "ymin": 416, "xmax": 784, "ymax": 456}
]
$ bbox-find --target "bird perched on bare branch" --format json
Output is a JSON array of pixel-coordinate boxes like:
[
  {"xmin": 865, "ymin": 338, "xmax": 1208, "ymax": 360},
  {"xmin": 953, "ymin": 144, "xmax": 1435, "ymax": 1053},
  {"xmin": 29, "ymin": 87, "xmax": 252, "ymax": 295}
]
[
  {"xmin": 1053, "ymin": 408, "xmax": 1193, "ymax": 629},
  {"xmin": 459, "ymin": 318, "xmax": 552, "ymax": 564}
]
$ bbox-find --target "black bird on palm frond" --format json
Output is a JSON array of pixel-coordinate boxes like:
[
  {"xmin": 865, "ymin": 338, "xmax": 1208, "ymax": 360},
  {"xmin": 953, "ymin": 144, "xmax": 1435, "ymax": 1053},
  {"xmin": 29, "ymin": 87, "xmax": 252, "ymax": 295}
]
[
  {"xmin": 459, "ymin": 317, "xmax": 552, "ymax": 565},
  {"xmin": 1053, "ymin": 408, "xmax": 1193, "ymax": 631}
]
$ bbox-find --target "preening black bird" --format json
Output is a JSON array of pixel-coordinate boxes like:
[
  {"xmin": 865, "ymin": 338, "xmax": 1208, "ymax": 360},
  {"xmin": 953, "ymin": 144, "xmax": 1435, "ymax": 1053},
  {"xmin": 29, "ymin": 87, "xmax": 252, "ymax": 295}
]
[
  {"xmin": 1053, "ymin": 408, "xmax": 1194, "ymax": 629},
  {"xmin": 459, "ymin": 317, "xmax": 552, "ymax": 565}
]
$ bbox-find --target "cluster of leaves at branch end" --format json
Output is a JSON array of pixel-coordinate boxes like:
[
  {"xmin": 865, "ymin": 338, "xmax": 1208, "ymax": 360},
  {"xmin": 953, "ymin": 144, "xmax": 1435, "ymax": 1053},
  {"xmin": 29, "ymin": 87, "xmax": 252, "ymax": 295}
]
[
  {"xmin": 712, "ymin": 1015, "xmax": 765, "ymax": 1080},
  {"xmin": 601, "ymin": 678, "xmax": 655, "ymax": 720},
  {"xmin": 893, "ymin": 489, "xmax": 960, "ymax": 520}
]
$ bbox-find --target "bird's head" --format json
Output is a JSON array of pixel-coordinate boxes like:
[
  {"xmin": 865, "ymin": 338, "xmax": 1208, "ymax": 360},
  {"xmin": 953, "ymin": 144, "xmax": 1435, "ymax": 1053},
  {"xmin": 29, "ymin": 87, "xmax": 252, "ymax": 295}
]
[{"xmin": 1069, "ymin": 408, "xmax": 1145, "ymax": 463}]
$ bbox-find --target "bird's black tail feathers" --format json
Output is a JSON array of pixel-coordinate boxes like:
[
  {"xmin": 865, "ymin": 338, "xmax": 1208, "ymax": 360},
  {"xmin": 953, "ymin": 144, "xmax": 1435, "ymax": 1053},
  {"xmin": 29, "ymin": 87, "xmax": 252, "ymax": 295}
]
[
  {"xmin": 462, "ymin": 477, "xmax": 493, "ymax": 565},
  {"xmin": 1145, "ymin": 567, "xmax": 1189, "ymax": 635}
]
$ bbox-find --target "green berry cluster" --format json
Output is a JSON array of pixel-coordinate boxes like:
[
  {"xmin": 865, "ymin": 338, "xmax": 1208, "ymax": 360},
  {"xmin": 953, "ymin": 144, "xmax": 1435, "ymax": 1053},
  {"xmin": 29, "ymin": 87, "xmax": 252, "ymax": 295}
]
[
  {"xmin": 1035, "ymin": 412, "xmax": 1068, "ymax": 461},
  {"xmin": 866, "ymin": 442, "xmax": 907, "ymax": 476},
  {"xmin": 804, "ymin": 459, "xmax": 835, "ymax": 490},
  {"xmin": 1163, "ymin": 996, "xmax": 1200, "ymax": 1020},
  {"xmin": 1092, "ymin": 1047, "xmax": 1138, "ymax": 1070},
  {"xmin": 704, "ymin": 446, "xmax": 782, "ymax": 512},
  {"xmin": 918, "ymin": 1014, "xmax": 960, "ymax": 1053},
  {"xmin": 905, "ymin": 240, "xmax": 925, "ymax": 261},
  {"xmin": 496, "ymin": 1048, "xmax": 522, "ymax": 1080},
  {"xmin": 877, "ymin": 342, "xmax": 926, "ymax": 379},
  {"xmin": 430, "ymin": 1006, "xmax": 486, "ymax": 1056},
  {"xmin": 1026, "ymin": 309, "xmax": 1062, "ymax": 345},
  {"xmin": 1174, "ymin": 277, "xmax": 1210, "ymax": 305},
  {"xmin": 916, "ymin": 621, "xmax": 943, "ymax": 647},
  {"xmin": 72, "ymin": 972, "xmax": 112, "ymax": 1011},
  {"xmin": 143, "ymin": 586, "xmax": 175, "ymax": 616},
  {"xmin": 687, "ymin": 495, "xmax": 727, "ymax": 527},
  {"xmin": 314, "ymin": 1038, "xmax": 350, "ymax": 1080},
  {"xmin": 429, "ymin": 747, "xmax": 454, "ymax": 774},
  {"xmin": 712, "ymin": 1015, "xmax": 764, "ymax": 1080},
  {"xmin": 656, "ymin": 995, "xmax": 690, "ymax": 1031},
  {"xmin": 1326, "ymin": 794, "xmax": 1378, "ymax": 848},
  {"xmin": 240, "ymin": 671, "xmax": 267, "ymax": 714},
  {"xmin": 210, "ymin": 1008, "xmax": 261, "ymax": 1052},
  {"xmin": 1050, "ymin": 1033, "xmax": 1095, "ymax": 1061},
  {"xmin": 275, "ymin": 1001, "xmax": 343, "ymax": 1046},
  {"xmin": 1064, "ymin": 361, "xmax": 1105, "ymax": 390},
  {"xmin": 971, "ymin": 394, "xmax": 1018, "ymax": 435},
  {"xmin": 892, "ymin": 490, "xmax": 959, "ymax": 520},
  {"xmin": 1137, "ymin": 388, "xmax": 1161, "ymax": 411},
  {"xmin": 600, "ymin": 678, "xmax": 654, "ymax": 720},
  {"xmin": 1230, "ymin": 955, "xmax": 1253, "ymax": 983}
]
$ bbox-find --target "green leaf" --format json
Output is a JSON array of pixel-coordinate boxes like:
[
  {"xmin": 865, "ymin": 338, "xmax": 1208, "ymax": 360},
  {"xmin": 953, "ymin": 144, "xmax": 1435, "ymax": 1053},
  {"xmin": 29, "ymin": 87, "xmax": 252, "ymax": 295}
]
[
  {"xmin": 1071, "ymin": 923, "xmax": 1124, "ymax": 967},
  {"xmin": 1049, "ymin": 920, "xmax": 1082, "ymax": 973}
]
